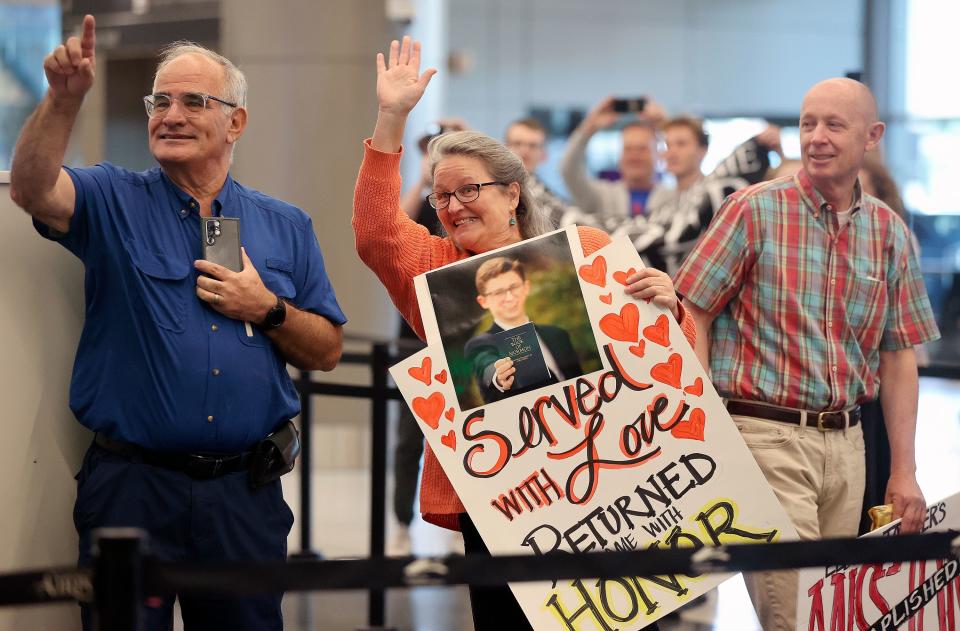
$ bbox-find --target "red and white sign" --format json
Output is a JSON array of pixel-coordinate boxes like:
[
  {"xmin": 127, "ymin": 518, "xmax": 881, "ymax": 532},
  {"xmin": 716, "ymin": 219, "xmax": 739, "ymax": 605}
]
[
  {"xmin": 796, "ymin": 491, "xmax": 960, "ymax": 631},
  {"xmin": 392, "ymin": 228, "xmax": 796, "ymax": 629}
]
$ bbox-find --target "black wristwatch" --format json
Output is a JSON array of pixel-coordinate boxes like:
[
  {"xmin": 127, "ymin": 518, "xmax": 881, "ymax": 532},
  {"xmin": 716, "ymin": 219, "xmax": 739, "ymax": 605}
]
[{"xmin": 259, "ymin": 296, "xmax": 287, "ymax": 330}]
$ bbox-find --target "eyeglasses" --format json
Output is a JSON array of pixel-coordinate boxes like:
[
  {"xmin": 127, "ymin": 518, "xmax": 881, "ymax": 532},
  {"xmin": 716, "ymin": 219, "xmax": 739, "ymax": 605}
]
[
  {"xmin": 507, "ymin": 140, "xmax": 544, "ymax": 151},
  {"xmin": 483, "ymin": 282, "xmax": 524, "ymax": 300},
  {"xmin": 143, "ymin": 92, "xmax": 237, "ymax": 118},
  {"xmin": 426, "ymin": 181, "xmax": 506, "ymax": 210}
]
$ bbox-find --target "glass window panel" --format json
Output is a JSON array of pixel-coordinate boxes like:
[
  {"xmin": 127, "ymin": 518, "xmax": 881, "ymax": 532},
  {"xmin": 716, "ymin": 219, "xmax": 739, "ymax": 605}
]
[{"xmin": 0, "ymin": 4, "xmax": 60, "ymax": 171}]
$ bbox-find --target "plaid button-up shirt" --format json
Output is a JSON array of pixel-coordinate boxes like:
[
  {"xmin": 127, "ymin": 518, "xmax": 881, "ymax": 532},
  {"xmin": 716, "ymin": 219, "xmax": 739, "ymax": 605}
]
[{"xmin": 674, "ymin": 169, "xmax": 940, "ymax": 410}]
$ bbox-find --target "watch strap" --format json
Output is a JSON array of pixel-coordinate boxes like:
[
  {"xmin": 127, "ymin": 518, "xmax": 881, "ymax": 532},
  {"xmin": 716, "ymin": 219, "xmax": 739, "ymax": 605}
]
[{"xmin": 259, "ymin": 296, "xmax": 287, "ymax": 330}]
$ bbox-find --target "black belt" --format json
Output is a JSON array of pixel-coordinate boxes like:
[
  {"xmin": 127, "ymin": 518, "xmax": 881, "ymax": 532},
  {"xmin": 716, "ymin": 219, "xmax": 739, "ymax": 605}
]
[
  {"xmin": 94, "ymin": 433, "xmax": 252, "ymax": 479},
  {"xmin": 726, "ymin": 401, "xmax": 861, "ymax": 431}
]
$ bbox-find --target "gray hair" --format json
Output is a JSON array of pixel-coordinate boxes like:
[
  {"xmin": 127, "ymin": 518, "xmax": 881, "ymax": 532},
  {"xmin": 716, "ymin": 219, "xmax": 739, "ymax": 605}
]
[
  {"xmin": 153, "ymin": 41, "xmax": 247, "ymax": 109},
  {"xmin": 427, "ymin": 131, "xmax": 554, "ymax": 241}
]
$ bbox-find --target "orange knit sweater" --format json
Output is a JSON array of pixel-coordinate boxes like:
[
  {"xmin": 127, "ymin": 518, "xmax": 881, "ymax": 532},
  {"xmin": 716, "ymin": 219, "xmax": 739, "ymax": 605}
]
[{"xmin": 353, "ymin": 139, "xmax": 697, "ymax": 530}]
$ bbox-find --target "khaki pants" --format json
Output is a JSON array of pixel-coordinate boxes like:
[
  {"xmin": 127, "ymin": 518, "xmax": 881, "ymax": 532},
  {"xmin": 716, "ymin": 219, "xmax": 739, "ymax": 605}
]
[{"xmin": 732, "ymin": 414, "xmax": 866, "ymax": 631}]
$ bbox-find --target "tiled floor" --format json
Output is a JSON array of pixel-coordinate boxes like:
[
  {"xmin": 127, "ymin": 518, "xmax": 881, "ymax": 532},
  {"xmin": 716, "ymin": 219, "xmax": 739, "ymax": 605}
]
[{"xmin": 273, "ymin": 376, "xmax": 959, "ymax": 630}]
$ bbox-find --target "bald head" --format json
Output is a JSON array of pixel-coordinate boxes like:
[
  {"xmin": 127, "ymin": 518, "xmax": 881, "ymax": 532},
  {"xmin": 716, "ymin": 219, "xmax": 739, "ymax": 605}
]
[
  {"xmin": 803, "ymin": 78, "xmax": 879, "ymax": 125},
  {"xmin": 799, "ymin": 77, "xmax": 885, "ymax": 205}
]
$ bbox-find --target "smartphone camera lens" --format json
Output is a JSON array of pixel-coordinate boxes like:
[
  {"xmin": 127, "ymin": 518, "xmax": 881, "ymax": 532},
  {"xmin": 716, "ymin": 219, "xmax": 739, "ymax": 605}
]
[{"xmin": 205, "ymin": 220, "xmax": 219, "ymax": 246}]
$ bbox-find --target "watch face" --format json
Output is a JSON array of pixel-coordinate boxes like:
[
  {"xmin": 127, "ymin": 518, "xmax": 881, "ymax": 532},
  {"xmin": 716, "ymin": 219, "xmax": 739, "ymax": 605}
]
[{"xmin": 265, "ymin": 299, "xmax": 286, "ymax": 329}]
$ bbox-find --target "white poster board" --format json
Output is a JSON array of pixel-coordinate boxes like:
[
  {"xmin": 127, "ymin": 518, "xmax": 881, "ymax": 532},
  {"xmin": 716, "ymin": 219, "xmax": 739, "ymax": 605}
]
[
  {"xmin": 390, "ymin": 227, "xmax": 796, "ymax": 629},
  {"xmin": 796, "ymin": 490, "xmax": 960, "ymax": 631}
]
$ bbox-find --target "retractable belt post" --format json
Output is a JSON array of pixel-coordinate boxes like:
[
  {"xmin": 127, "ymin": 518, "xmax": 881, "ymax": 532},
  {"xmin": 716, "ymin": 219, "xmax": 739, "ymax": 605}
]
[
  {"xmin": 365, "ymin": 342, "xmax": 396, "ymax": 631},
  {"xmin": 93, "ymin": 528, "xmax": 146, "ymax": 631}
]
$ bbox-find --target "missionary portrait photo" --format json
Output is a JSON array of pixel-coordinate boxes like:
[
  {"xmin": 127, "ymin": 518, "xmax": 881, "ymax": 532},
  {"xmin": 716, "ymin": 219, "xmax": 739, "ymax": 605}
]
[{"xmin": 425, "ymin": 229, "xmax": 602, "ymax": 411}]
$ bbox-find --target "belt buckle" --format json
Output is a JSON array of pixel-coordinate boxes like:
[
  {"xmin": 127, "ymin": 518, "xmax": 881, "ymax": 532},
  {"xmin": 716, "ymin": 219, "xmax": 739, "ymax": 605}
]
[
  {"xmin": 816, "ymin": 410, "xmax": 847, "ymax": 432},
  {"xmin": 816, "ymin": 411, "xmax": 832, "ymax": 432},
  {"xmin": 186, "ymin": 454, "xmax": 222, "ymax": 479}
]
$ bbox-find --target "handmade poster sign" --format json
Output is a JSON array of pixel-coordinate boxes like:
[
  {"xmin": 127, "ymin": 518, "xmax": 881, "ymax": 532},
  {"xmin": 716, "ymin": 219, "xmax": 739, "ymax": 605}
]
[
  {"xmin": 796, "ymin": 490, "xmax": 960, "ymax": 631},
  {"xmin": 391, "ymin": 227, "xmax": 797, "ymax": 629}
]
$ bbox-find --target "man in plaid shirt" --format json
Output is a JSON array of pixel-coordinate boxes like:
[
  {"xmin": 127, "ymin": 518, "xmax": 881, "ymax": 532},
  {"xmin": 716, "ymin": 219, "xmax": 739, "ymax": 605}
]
[{"xmin": 675, "ymin": 78, "xmax": 940, "ymax": 630}]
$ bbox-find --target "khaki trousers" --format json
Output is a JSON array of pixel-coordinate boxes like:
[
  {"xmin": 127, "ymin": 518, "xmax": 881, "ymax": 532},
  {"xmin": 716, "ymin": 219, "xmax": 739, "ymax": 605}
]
[{"xmin": 732, "ymin": 414, "xmax": 866, "ymax": 631}]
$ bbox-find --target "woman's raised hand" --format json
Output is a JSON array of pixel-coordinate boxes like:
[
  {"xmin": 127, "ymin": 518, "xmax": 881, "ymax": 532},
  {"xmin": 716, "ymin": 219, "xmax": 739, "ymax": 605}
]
[
  {"xmin": 371, "ymin": 37, "xmax": 437, "ymax": 153},
  {"xmin": 376, "ymin": 37, "xmax": 436, "ymax": 117}
]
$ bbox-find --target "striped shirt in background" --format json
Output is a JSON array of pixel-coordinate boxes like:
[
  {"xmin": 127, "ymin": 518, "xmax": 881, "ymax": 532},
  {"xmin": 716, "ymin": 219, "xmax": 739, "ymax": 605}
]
[{"xmin": 674, "ymin": 169, "xmax": 940, "ymax": 411}]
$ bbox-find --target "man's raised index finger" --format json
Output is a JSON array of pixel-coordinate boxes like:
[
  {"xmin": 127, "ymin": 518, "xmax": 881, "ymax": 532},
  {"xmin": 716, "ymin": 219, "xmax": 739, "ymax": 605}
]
[{"xmin": 81, "ymin": 15, "xmax": 96, "ymax": 58}]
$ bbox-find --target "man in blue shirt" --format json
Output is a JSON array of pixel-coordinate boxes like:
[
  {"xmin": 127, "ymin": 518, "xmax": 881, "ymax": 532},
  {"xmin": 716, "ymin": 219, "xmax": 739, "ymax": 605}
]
[{"xmin": 9, "ymin": 15, "xmax": 345, "ymax": 630}]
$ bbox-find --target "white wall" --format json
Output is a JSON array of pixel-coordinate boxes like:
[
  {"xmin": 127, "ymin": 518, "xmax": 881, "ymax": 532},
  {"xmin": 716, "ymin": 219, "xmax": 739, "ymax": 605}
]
[
  {"xmin": 0, "ymin": 175, "xmax": 87, "ymax": 630},
  {"xmin": 444, "ymin": 0, "xmax": 864, "ymax": 135},
  {"xmin": 221, "ymin": 0, "xmax": 395, "ymax": 517}
]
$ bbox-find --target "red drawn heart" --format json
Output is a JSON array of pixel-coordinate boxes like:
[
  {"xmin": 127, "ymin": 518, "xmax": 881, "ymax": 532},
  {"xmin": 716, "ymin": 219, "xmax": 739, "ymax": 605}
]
[
  {"xmin": 599, "ymin": 293, "xmax": 613, "ymax": 305},
  {"xmin": 650, "ymin": 353, "xmax": 683, "ymax": 389},
  {"xmin": 672, "ymin": 407, "xmax": 706, "ymax": 441},
  {"xmin": 440, "ymin": 430, "xmax": 457, "ymax": 451},
  {"xmin": 407, "ymin": 356, "xmax": 432, "ymax": 386},
  {"xmin": 435, "ymin": 369, "xmax": 448, "ymax": 384},
  {"xmin": 412, "ymin": 392, "xmax": 444, "ymax": 430},
  {"xmin": 599, "ymin": 303, "xmax": 640, "ymax": 343},
  {"xmin": 629, "ymin": 341, "xmax": 646, "ymax": 357},
  {"xmin": 684, "ymin": 377, "xmax": 703, "ymax": 397},
  {"xmin": 643, "ymin": 314, "xmax": 671, "ymax": 347},
  {"xmin": 445, "ymin": 407, "xmax": 455, "ymax": 422},
  {"xmin": 613, "ymin": 268, "xmax": 638, "ymax": 286},
  {"xmin": 578, "ymin": 256, "xmax": 607, "ymax": 287}
]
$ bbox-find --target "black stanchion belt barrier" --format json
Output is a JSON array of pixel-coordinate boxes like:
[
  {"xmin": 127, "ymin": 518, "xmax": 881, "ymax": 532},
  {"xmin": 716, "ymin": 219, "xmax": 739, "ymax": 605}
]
[
  {"xmin": 0, "ymin": 531, "xmax": 958, "ymax": 608},
  {"xmin": 0, "ymin": 567, "xmax": 93, "ymax": 606}
]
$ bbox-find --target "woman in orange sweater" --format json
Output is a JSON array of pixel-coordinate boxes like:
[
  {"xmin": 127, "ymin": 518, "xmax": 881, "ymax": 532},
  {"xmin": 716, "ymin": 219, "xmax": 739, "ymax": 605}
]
[{"xmin": 353, "ymin": 37, "xmax": 695, "ymax": 630}]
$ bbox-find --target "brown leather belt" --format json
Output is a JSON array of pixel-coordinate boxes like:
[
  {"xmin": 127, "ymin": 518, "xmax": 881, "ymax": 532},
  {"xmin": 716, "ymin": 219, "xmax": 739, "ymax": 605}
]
[{"xmin": 726, "ymin": 401, "xmax": 861, "ymax": 431}]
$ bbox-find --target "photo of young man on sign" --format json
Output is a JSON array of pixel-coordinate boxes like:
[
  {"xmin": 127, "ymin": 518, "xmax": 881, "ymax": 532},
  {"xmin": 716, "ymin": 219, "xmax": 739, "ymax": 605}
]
[{"xmin": 426, "ymin": 230, "xmax": 602, "ymax": 411}]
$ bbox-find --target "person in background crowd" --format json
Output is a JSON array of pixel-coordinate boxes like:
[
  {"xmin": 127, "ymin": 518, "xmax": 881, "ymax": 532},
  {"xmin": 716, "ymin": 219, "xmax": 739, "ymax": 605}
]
[
  {"xmin": 614, "ymin": 117, "xmax": 780, "ymax": 274},
  {"xmin": 675, "ymin": 77, "xmax": 940, "ymax": 630},
  {"xmin": 560, "ymin": 95, "xmax": 666, "ymax": 226},
  {"xmin": 9, "ymin": 16, "xmax": 345, "ymax": 630},
  {"xmin": 859, "ymin": 150, "xmax": 908, "ymax": 221},
  {"xmin": 353, "ymin": 36, "xmax": 694, "ymax": 630},
  {"xmin": 504, "ymin": 116, "xmax": 589, "ymax": 227},
  {"xmin": 562, "ymin": 96, "xmax": 780, "ymax": 274}
]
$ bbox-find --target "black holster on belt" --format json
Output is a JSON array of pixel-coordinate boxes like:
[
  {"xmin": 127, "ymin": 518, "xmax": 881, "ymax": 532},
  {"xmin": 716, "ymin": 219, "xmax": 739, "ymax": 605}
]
[{"xmin": 249, "ymin": 421, "xmax": 300, "ymax": 490}]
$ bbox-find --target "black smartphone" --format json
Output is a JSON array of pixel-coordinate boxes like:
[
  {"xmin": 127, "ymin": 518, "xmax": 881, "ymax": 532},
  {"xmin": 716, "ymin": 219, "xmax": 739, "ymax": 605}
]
[
  {"xmin": 201, "ymin": 217, "xmax": 242, "ymax": 272},
  {"xmin": 612, "ymin": 97, "xmax": 647, "ymax": 114}
]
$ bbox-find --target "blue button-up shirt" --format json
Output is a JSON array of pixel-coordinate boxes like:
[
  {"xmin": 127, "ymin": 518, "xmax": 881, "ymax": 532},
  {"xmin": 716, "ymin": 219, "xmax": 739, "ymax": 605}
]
[{"xmin": 35, "ymin": 162, "xmax": 346, "ymax": 452}]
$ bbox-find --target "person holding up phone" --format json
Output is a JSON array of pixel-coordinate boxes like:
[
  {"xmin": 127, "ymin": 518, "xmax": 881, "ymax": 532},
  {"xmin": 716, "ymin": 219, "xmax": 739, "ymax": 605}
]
[
  {"xmin": 9, "ymin": 15, "xmax": 345, "ymax": 631},
  {"xmin": 560, "ymin": 95, "xmax": 667, "ymax": 225},
  {"xmin": 562, "ymin": 96, "xmax": 781, "ymax": 275}
]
